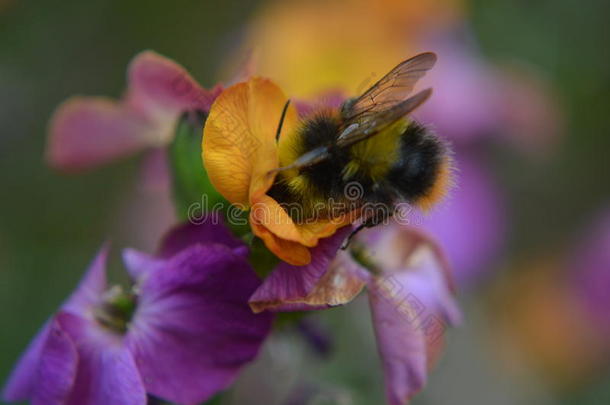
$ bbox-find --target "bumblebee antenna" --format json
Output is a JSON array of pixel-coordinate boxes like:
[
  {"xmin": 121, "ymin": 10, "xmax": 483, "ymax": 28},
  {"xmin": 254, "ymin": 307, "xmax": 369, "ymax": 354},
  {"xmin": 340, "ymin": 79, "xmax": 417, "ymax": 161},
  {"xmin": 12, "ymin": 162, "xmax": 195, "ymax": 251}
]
[{"xmin": 275, "ymin": 99, "xmax": 291, "ymax": 142}]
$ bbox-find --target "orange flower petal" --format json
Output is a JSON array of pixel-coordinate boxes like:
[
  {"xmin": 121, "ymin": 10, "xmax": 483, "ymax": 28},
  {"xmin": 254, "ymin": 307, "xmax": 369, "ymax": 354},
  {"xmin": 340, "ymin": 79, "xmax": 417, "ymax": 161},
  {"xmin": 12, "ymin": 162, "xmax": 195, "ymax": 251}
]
[
  {"xmin": 249, "ymin": 216, "xmax": 311, "ymax": 266},
  {"xmin": 251, "ymin": 193, "xmax": 353, "ymax": 246},
  {"xmin": 203, "ymin": 76, "xmax": 353, "ymax": 266},
  {"xmin": 203, "ymin": 77, "xmax": 298, "ymax": 207}
]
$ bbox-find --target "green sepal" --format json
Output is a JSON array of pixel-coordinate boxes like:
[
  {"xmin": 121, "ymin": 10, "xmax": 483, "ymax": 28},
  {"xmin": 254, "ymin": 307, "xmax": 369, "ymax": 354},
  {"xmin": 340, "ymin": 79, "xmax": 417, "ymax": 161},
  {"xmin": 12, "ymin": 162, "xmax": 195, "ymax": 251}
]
[
  {"xmin": 169, "ymin": 112, "xmax": 227, "ymax": 221},
  {"xmin": 247, "ymin": 236, "xmax": 280, "ymax": 278}
]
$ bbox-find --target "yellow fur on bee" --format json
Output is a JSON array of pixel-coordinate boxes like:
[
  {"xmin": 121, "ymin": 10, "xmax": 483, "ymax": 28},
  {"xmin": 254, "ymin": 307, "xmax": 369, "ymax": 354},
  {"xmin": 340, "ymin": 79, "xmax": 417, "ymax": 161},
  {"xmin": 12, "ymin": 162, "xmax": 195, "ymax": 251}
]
[{"xmin": 342, "ymin": 119, "xmax": 406, "ymax": 182}]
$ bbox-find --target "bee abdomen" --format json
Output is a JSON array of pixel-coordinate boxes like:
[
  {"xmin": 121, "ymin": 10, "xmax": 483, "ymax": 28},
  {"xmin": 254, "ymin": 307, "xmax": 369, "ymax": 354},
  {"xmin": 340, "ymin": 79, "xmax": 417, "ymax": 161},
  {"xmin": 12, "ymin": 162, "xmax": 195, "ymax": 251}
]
[{"xmin": 387, "ymin": 121, "xmax": 450, "ymax": 208}]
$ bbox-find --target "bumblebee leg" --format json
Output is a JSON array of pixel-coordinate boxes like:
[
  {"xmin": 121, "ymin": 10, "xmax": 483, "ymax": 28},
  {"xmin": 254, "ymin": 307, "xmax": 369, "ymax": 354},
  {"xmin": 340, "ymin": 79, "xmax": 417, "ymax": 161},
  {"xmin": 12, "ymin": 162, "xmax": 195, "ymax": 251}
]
[
  {"xmin": 341, "ymin": 222, "xmax": 368, "ymax": 250},
  {"xmin": 341, "ymin": 209, "xmax": 393, "ymax": 250}
]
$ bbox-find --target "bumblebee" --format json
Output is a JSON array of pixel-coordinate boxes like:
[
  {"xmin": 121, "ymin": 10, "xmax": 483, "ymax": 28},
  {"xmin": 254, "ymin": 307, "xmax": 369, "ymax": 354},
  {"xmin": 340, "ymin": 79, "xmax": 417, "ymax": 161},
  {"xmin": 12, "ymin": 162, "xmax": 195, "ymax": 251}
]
[{"xmin": 268, "ymin": 52, "xmax": 451, "ymax": 228}]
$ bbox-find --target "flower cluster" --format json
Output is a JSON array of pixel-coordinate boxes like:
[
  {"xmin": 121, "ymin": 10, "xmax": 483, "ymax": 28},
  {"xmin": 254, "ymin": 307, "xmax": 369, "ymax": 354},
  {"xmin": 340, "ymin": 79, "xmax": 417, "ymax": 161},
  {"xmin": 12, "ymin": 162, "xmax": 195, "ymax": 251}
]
[
  {"xmin": 237, "ymin": 0, "xmax": 561, "ymax": 289},
  {"xmin": 5, "ymin": 25, "xmax": 462, "ymax": 405}
]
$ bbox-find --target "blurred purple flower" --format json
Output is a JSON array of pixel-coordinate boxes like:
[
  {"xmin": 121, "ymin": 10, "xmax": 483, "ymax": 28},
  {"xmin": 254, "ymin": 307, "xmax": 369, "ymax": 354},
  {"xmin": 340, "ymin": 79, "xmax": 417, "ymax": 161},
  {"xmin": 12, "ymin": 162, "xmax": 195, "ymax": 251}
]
[
  {"xmin": 3, "ymin": 217, "xmax": 273, "ymax": 405},
  {"xmin": 296, "ymin": 318, "xmax": 333, "ymax": 358},
  {"xmin": 419, "ymin": 153, "xmax": 506, "ymax": 287},
  {"xmin": 46, "ymin": 50, "xmax": 221, "ymax": 172},
  {"xmin": 417, "ymin": 34, "xmax": 501, "ymax": 143},
  {"xmin": 417, "ymin": 28, "xmax": 561, "ymax": 153},
  {"xmin": 410, "ymin": 29, "xmax": 561, "ymax": 288},
  {"xmin": 250, "ymin": 225, "xmax": 460, "ymax": 405},
  {"xmin": 569, "ymin": 207, "xmax": 610, "ymax": 336}
]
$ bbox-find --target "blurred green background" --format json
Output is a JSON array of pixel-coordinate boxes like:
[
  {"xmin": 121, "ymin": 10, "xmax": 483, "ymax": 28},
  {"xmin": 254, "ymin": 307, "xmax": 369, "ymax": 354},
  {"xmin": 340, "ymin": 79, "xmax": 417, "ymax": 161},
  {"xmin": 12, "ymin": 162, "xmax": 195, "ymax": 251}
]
[{"xmin": 1, "ymin": 0, "xmax": 609, "ymax": 404}]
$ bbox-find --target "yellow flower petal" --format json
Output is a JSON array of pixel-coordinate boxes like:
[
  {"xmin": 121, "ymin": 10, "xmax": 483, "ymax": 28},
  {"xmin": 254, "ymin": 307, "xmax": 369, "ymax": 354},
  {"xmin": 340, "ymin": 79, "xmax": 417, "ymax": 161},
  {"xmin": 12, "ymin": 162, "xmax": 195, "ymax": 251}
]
[{"xmin": 203, "ymin": 77, "xmax": 298, "ymax": 207}]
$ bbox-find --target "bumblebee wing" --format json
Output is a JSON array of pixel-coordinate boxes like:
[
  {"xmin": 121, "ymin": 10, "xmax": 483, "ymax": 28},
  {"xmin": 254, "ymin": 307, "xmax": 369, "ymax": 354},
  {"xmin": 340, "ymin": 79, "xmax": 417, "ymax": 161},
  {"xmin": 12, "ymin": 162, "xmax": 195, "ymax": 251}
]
[
  {"xmin": 272, "ymin": 89, "xmax": 432, "ymax": 174},
  {"xmin": 341, "ymin": 52, "xmax": 437, "ymax": 122},
  {"xmin": 336, "ymin": 88, "xmax": 432, "ymax": 148},
  {"xmin": 271, "ymin": 53, "xmax": 436, "ymax": 174}
]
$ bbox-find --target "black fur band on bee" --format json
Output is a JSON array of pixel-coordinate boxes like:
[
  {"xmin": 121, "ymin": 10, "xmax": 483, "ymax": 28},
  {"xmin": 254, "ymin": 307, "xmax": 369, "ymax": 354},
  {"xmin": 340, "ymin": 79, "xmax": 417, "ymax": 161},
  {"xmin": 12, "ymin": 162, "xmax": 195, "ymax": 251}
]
[{"xmin": 268, "ymin": 52, "xmax": 452, "ymax": 229}]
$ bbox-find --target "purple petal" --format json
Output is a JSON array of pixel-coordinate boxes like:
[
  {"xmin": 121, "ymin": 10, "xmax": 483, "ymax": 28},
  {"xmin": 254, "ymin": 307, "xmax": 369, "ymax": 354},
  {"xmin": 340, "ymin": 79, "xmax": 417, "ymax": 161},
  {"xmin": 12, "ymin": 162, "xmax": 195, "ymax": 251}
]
[
  {"xmin": 365, "ymin": 226, "xmax": 461, "ymax": 325},
  {"xmin": 3, "ymin": 247, "xmax": 109, "ymax": 401},
  {"xmin": 419, "ymin": 154, "xmax": 506, "ymax": 287},
  {"xmin": 122, "ymin": 249, "xmax": 161, "ymax": 281},
  {"xmin": 249, "ymin": 228, "xmax": 359, "ymax": 313},
  {"xmin": 2, "ymin": 323, "xmax": 52, "ymax": 401},
  {"xmin": 369, "ymin": 289, "xmax": 427, "ymax": 405},
  {"xmin": 363, "ymin": 226, "xmax": 461, "ymax": 405},
  {"xmin": 157, "ymin": 214, "xmax": 247, "ymax": 259},
  {"xmin": 125, "ymin": 244, "xmax": 272, "ymax": 405},
  {"xmin": 62, "ymin": 245, "xmax": 109, "ymax": 317},
  {"xmin": 31, "ymin": 319, "xmax": 78, "ymax": 405},
  {"xmin": 57, "ymin": 312, "xmax": 147, "ymax": 405},
  {"xmin": 47, "ymin": 97, "xmax": 155, "ymax": 172},
  {"xmin": 126, "ymin": 50, "xmax": 222, "ymax": 119}
]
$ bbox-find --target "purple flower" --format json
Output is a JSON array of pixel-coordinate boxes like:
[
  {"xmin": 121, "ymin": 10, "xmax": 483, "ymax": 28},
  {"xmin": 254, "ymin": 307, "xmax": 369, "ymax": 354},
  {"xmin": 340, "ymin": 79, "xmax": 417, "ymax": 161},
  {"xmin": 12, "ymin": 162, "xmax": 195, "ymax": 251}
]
[
  {"xmin": 46, "ymin": 50, "xmax": 221, "ymax": 172},
  {"xmin": 417, "ymin": 33, "xmax": 502, "ymax": 144},
  {"xmin": 3, "ymin": 217, "xmax": 273, "ymax": 405},
  {"xmin": 249, "ymin": 225, "xmax": 460, "ymax": 405},
  {"xmin": 417, "ymin": 28, "xmax": 561, "ymax": 153}
]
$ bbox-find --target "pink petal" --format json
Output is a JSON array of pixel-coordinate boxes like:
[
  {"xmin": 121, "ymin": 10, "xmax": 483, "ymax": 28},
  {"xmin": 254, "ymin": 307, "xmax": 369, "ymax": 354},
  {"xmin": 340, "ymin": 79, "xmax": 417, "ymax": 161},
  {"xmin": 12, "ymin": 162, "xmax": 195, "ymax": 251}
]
[
  {"xmin": 126, "ymin": 50, "xmax": 222, "ymax": 122},
  {"xmin": 248, "ymin": 228, "xmax": 361, "ymax": 313},
  {"xmin": 32, "ymin": 319, "xmax": 78, "ymax": 405},
  {"xmin": 369, "ymin": 289, "xmax": 427, "ymax": 405},
  {"xmin": 363, "ymin": 226, "xmax": 461, "ymax": 404},
  {"xmin": 47, "ymin": 97, "xmax": 155, "ymax": 171},
  {"xmin": 47, "ymin": 51, "xmax": 221, "ymax": 172},
  {"xmin": 364, "ymin": 226, "xmax": 461, "ymax": 324}
]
